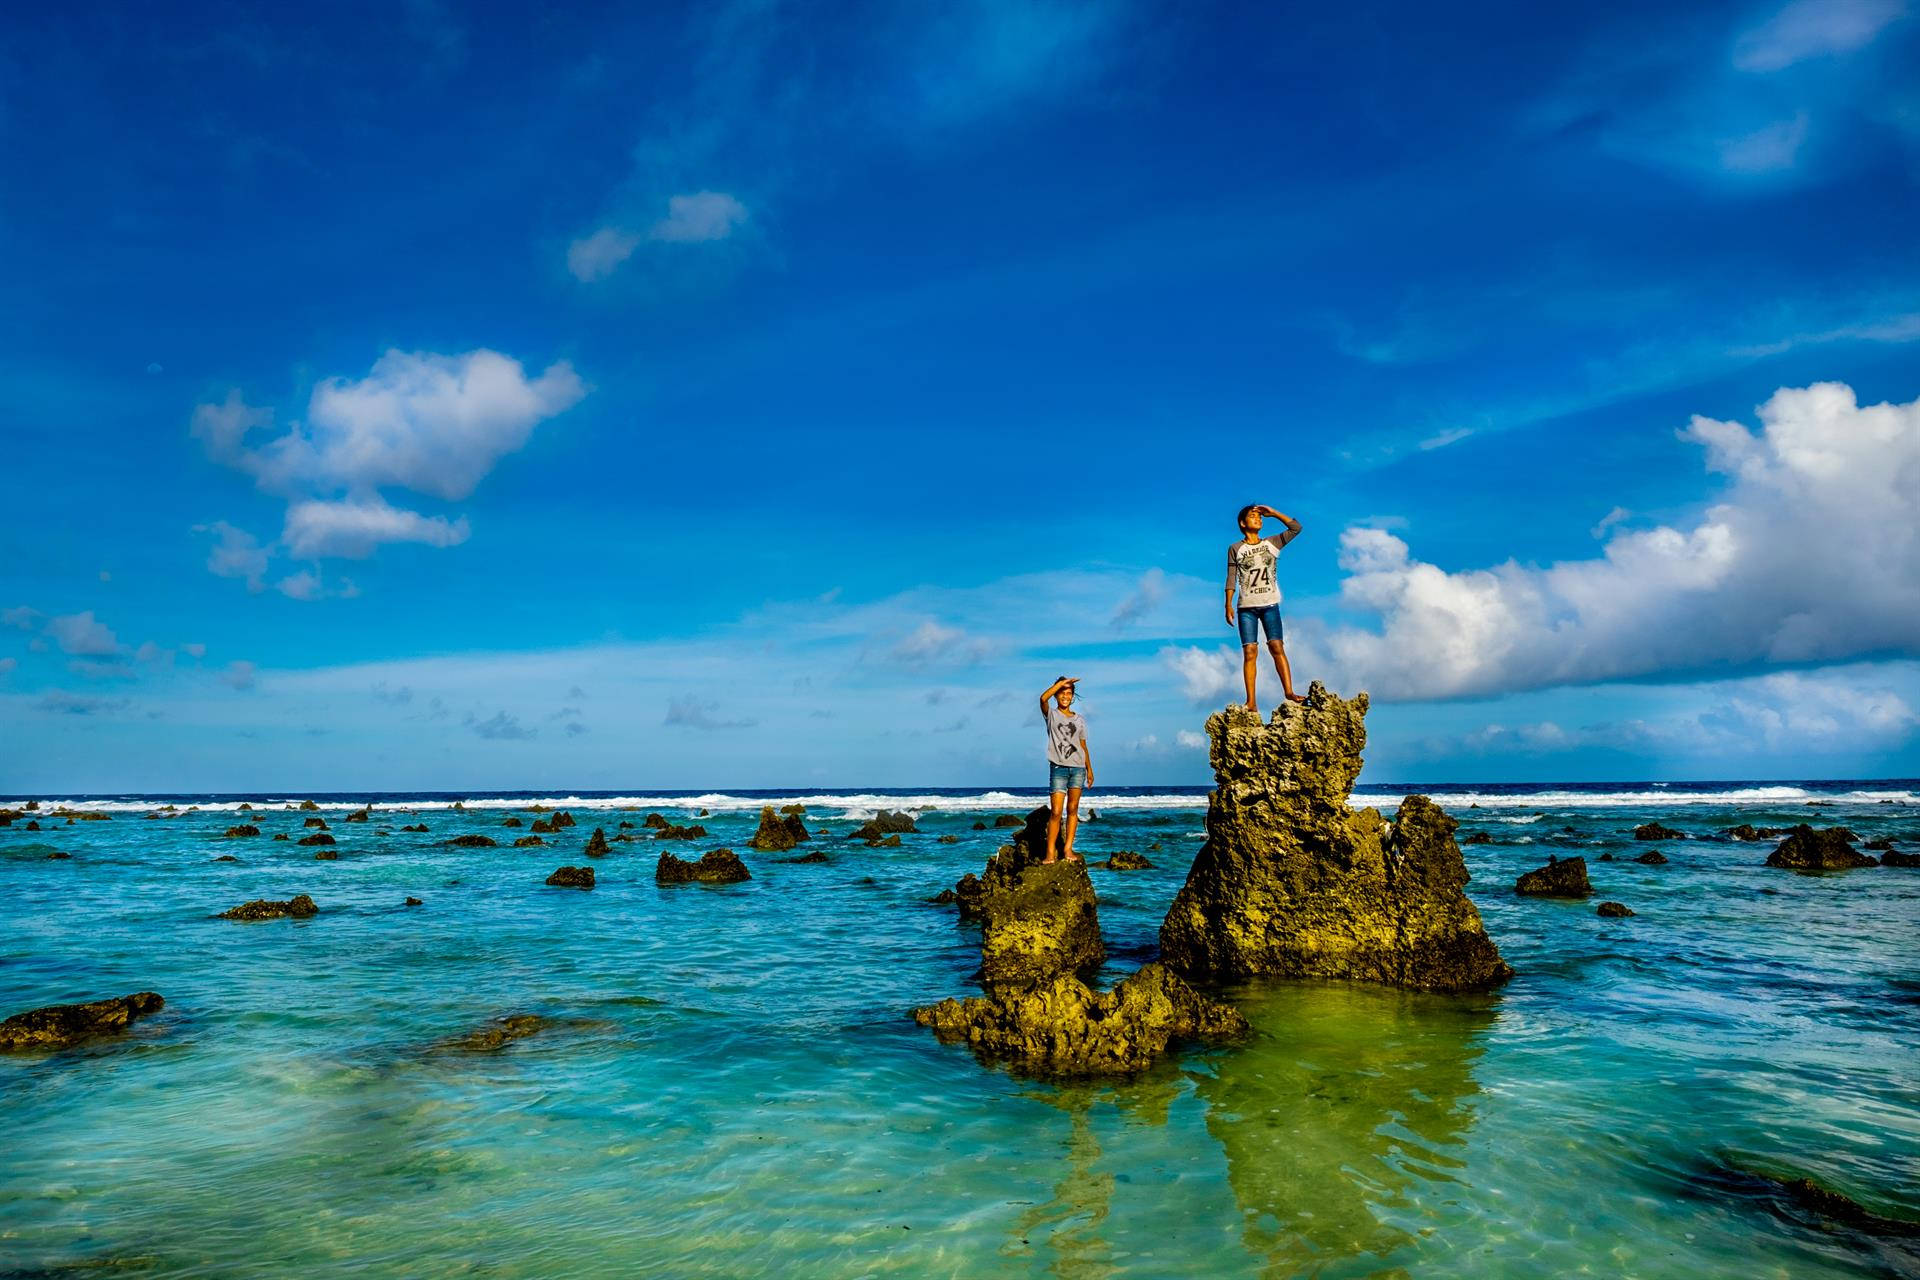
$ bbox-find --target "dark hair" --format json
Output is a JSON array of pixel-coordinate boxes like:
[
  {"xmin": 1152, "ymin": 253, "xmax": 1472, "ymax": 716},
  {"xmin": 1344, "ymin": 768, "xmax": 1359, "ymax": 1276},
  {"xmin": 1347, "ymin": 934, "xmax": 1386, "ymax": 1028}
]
[{"xmin": 1237, "ymin": 504, "xmax": 1259, "ymax": 527}]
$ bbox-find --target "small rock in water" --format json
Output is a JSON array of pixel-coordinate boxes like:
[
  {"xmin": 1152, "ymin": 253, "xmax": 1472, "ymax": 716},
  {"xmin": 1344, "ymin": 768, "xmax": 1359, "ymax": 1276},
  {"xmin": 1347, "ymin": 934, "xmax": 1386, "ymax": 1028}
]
[
  {"xmin": 1882, "ymin": 851, "xmax": 1920, "ymax": 868},
  {"xmin": 219, "ymin": 894, "xmax": 319, "ymax": 921},
  {"xmin": 298, "ymin": 832, "xmax": 336, "ymax": 847},
  {"xmin": 299, "ymin": 800, "xmax": 319, "ymax": 812},
  {"xmin": 993, "ymin": 815, "xmax": 1024, "ymax": 828},
  {"xmin": 224, "ymin": 824, "xmax": 261, "ymax": 838},
  {"xmin": 551, "ymin": 811, "xmax": 577, "ymax": 829},
  {"xmin": 656, "ymin": 849, "xmax": 751, "ymax": 884},
  {"xmin": 1463, "ymin": 831, "xmax": 1492, "ymax": 845},
  {"xmin": 1634, "ymin": 850, "xmax": 1669, "ymax": 865},
  {"xmin": 1516, "ymin": 856, "xmax": 1592, "ymax": 898},
  {"xmin": 513, "ymin": 835, "xmax": 545, "ymax": 847},
  {"xmin": 652, "ymin": 823, "xmax": 707, "ymax": 841},
  {"xmin": 501, "ymin": 816, "xmax": 523, "ymax": 828},
  {"xmin": 433, "ymin": 1013, "xmax": 546, "ymax": 1053},
  {"xmin": 866, "ymin": 833, "xmax": 903, "ymax": 848},
  {"xmin": 583, "ymin": 828, "xmax": 611, "ymax": 857},
  {"xmin": 851, "ymin": 810, "xmax": 918, "ymax": 841},
  {"xmin": 937, "ymin": 834, "xmax": 960, "ymax": 844},
  {"xmin": 272, "ymin": 833, "xmax": 290, "ymax": 841},
  {"xmin": 46, "ymin": 850, "xmax": 71, "ymax": 860},
  {"xmin": 404, "ymin": 896, "xmax": 423, "ymax": 906},
  {"xmin": 972, "ymin": 821, "xmax": 987, "ymax": 831},
  {"xmin": 344, "ymin": 809, "xmax": 370, "ymax": 824},
  {"xmin": 747, "ymin": 806, "xmax": 810, "ymax": 852},
  {"xmin": 0, "ymin": 992, "xmax": 165, "ymax": 1051},
  {"xmin": 1596, "ymin": 901, "xmax": 1635, "ymax": 918},
  {"xmin": 1096, "ymin": 851, "xmax": 1154, "ymax": 870},
  {"xmin": 1633, "ymin": 822, "xmax": 1684, "ymax": 841},
  {"xmin": 779, "ymin": 804, "xmax": 806, "ymax": 816},
  {"xmin": 546, "ymin": 865, "xmax": 594, "ymax": 889},
  {"xmin": 213, "ymin": 854, "xmax": 238, "ymax": 862},
  {"xmin": 1598, "ymin": 852, "xmax": 1614, "ymax": 861},
  {"xmin": 783, "ymin": 850, "xmax": 830, "ymax": 863},
  {"xmin": 303, "ymin": 817, "xmax": 329, "ymax": 829},
  {"xmin": 313, "ymin": 849, "xmax": 339, "ymax": 860},
  {"xmin": 444, "ymin": 834, "xmax": 497, "ymax": 848},
  {"xmin": 401, "ymin": 823, "xmax": 429, "ymax": 833}
]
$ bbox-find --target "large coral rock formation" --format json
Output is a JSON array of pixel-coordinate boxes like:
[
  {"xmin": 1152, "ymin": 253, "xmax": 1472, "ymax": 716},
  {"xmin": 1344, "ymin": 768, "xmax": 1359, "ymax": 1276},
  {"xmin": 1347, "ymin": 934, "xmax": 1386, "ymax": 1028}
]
[
  {"xmin": 656, "ymin": 849, "xmax": 751, "ymax": 884},
  {"xmin": 0, "ymin": 992, "xmax": 165, "ymax": 1051},
  {"xmin": 969, "ymin": 806, "xmax": 1103, "ymax": 990},
  {"xmin": 1765, "ymin": 825, "xmax": 1877, "ymax": 870},
  {"xmin": 1160, "ymin": 686, "xmax": 1510, "ymax": 992},
  {"xmin": 748, "ymin": 806, "xmax": 810, "ymax": 851},
  {"xmin": 913, "ymin": 964, "xmax": 1247, "ymax": 1078}
]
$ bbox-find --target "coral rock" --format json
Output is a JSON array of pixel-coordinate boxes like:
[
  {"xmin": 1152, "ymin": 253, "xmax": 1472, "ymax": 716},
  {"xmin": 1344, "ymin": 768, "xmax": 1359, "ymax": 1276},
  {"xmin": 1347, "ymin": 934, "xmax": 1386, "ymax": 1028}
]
[
  {"xmin": 1882, "ymin": 850, "xmax": 1920, "ymax": 868},
  {"xmin": 445, "ymin": 834, "xmax": 497, "ymax": 848},
  {"xmin": 1596, "ymin": 901, "xmax": 1635, "ymax": 918},
  {"xmin": 1098, "ymin": 851, "xmax": 1154, "ymax": 870},
  {"xmin": 656, "ymin": 849, "xmax": 751, "ymax": 884},
  {"xmin": 513, "ymin": 835, "xmax": 545, "ymax": 847},
  {"xmin": 913, "ymin": 964, "xmax": 1246, "ymax": 1079},
  {"xmin": 1634, "ymin": 850, "xmax": 1669, "ymax": 865},
  {"xmin": 0, "ymin": 992, "xmax": 165, "ymax": 1052},
  {"xmin": 545, "ymin": 865, "xmax": 594, "ymax": 889},
  {"xmin": 1160, "ymin": 689, "xmax": 1510, "ymax": 991},
  {"xmin": 851, "ymin": 810, "xmax": 918, "ymax": 841},
  {"xmin": 1516, "ymin": 856, "xmax": 1592, "ymax": 897},
  {"xmin": 748, "ymin": 806, "xmax": 811, "ymax": 851},
  {"xmin": 297, "ymin": 832, "xmax": 336, "ymax": 847},
  {"xmin": 582, "ymin": 828, "xmax": 611, "ymax": 857},
  {"xmin": 223, "ymin": 824, "xmax": 260, "ymax": 838},
  {"xmin": 1765, "ymin": 825, "xmax": 1877, "ymax": 871},
  {"xmin": 1633, "ymin": 822, "xmax": 1684, "ymax": 840},
  {"xmin": 220, "ymin": 894, "xmax": 318, "ymax": 921}
]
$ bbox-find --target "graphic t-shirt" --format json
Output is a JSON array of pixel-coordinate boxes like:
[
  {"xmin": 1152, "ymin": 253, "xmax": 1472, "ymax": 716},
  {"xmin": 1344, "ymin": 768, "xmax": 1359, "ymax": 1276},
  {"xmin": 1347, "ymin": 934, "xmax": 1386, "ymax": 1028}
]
[
  {"xmin": 1044, "ymin": 705, "xmax": 1087, "ymax": 768},
  {"xmin": 1230, "ymin": 538, "xmax": 1286, "ymax": 608}
]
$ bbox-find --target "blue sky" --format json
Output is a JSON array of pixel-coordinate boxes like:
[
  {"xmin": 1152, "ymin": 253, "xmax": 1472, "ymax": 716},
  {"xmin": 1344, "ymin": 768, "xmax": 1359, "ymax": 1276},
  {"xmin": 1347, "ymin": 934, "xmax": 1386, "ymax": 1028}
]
[{"xmin": 3, "ymin": 0, "xmax": 1918, "ymax": 792}]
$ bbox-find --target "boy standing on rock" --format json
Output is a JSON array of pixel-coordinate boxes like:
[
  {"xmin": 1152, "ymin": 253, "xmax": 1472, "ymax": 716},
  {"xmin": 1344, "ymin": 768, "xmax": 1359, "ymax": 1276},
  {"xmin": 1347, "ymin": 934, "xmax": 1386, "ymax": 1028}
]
[
  {"xmin": 1038, "ymin": 675, "xmax": 1092, "ymax": 863},
  {"xmin": 1225, "ymin": 503, "xmax": 1305, "ymax": 711}
]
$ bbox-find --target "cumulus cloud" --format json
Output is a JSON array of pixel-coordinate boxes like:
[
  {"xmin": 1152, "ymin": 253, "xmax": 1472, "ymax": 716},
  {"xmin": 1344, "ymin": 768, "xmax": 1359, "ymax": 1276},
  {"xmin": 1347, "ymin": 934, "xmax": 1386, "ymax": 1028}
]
[
  {"xmin": 45, "ymin": 611, "xmax": 121, "ymax": 657},
  {"xmin": 1110, "ymin": 568, "xmax": 1168, "ymax": 629},
  {"xmin": 1168, "ymin": 382, "xmax": 1920, "ymax": 704},
  {"xmin": 2, "ymin": 606, "xmax": 41, "ymax": 630},
  {"xmin": 1165, "ymin": 645, "xmax": 1239, "ymax": 704},
  {"xmin": 1733, "ymin": 0, "xmax": 1907, "ymax": 71},
  {"xmin": 276, "ymin": 570, "xmax": 322, "ymax": 601},
  {"xmin": 1175, "ymin": 729, "xmax": 1207, "ymax": 750},
  {"xmin": 194, "ymin": 348, "xmax": 584, "ymax": 581},
  {"xmin": 222, "ymin": 660, "xmax": 258, "ymax": 692},
  {"xmin": 889, "ymin": 620, "xmax": 994, "ymax": 666},
  {"xmin": 282, "ymin": 497, "xmax": 470, "ymax": 559},
  {"xmin": 664, "ymin": 696, "xmax": 756, "ymax": 730},
  {"xmin": 567, "ymin": 226, "xmax": 641, "ymax": 282},
  {"xmin": 195, "ymin": 521, "xmax": 270, "ymax": 591}
]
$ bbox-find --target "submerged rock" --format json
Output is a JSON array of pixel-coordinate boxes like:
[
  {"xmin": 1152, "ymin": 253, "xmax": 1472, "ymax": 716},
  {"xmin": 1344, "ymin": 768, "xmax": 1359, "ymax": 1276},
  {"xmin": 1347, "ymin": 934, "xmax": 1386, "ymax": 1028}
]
[
  {"xmin": 224, "ymin": 824, "xmax": 260, "ymax": 838},
  {"xmin": 1516, "ymin": 856, "xmax": 1592, "ymax": 897},
  {"xmin": 653, "ymin": 823, "xmax": 707, "ymax": 841},
  {"xmin": 1766, "ymin": 825, "xmax": 1877, "ymax": 871},
  {"xmin": 545, "ymin": 865, "xmax": 594, "ymax": 889},
  {"xmin": 913, "ymin": 964, "xmax": 1246, "ymax": 1079},
  {"xmin": 783, "ymin": 849, "xmax": 831, "ymax": 863},
  {"xmin": 1596, "ymin": 901, "xmax": 1635, "ymax": 918},
  {"xmin": 0, "ymin": 992, "xmax": 165, "ymax": 1051},
  {"xmin": 656, "ymin": 849, "xmax": 751, "ymax": 884},
  {"xmin": 213, "ymin": 854, "xmax": 238, "ymax": 862},
  {"xmin": 1634, "ymin": 850, "xmax": 1669, "ymax": 865},
  {"xmin": 583, "ymin": 828, "xmax": 611, "ymax": 857},
  {"xmin": 272, "ymin": 832, "xmax": 290, "ymax": 841},
  {"xmin": 1096, "ymin": 851, "xmax": 1155, "ymax": 870},
  {"xmin": 1632, "ymin": 822, "xmax": 1684, "ymax": 840},
  {"xmin": 444, "ymin": 834, "xmax": 497, "ymax": 848},
  {"xmin": 219, "ymin": 894, "xmax": 318, "ymax": 921},
  {"xmin": 1160, "ymin": 689, "xmax": 1510, "ymax": 991},
  {"xmin": 513, "ymin": 835, "xmax": 545, "ymax": 847},
  {"xmin": 401, "ymin": 823, "xmax": 429, "ymax": 833},
  {"xmin": 748, "ymin": 806, "xmax": 811, "ymax": 851},
  {"xmin": 432, "ymin": 1013, "xmax": 547, "ymax": 1053}
]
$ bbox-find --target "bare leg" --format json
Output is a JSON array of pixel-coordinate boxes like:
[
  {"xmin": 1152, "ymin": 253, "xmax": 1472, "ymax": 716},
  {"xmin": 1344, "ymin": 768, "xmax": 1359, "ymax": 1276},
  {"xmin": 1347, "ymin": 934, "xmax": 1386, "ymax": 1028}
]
[
  {"xmin": 1062, "ymin": 789, "xmax": 1083, "ymax": 861},
  {"xmin": 1044, "ymin": 791, "xmax": 1065, "ymax": 862},
  {"xmin": 1269, "ymin": 639, "xmax": 1305, "ymax": 703},
  {"xmin": 1241, "ymin": 644, "xmax": 1259, "ymax": 711}
]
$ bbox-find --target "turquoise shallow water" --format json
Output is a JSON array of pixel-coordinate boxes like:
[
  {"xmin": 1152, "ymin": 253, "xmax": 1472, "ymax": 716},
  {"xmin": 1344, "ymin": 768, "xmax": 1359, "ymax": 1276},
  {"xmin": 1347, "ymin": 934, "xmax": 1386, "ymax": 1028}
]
[{"xmin": 2, "ymin": 786, "xmax": 1917, "ymax": 1278}]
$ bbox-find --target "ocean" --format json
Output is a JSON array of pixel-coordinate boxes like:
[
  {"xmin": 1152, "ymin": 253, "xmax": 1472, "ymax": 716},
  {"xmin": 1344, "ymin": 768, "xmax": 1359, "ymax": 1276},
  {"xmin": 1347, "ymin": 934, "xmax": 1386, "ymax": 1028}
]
[{"xmin": 2, "ymin": 780, "xmax": 1916, "ymax": 1277}]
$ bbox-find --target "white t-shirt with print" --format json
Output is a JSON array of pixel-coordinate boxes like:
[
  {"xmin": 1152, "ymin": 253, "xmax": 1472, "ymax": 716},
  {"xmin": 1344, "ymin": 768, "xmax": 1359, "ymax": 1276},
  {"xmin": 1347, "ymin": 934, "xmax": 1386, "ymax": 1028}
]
[
  {"xmin": 1230, "ymin": 538, "xmax": 1286, "ymax": 608},
  {"xmin": 1044, "ymin": 705, "xmax": 1087, "ymax": 768}
]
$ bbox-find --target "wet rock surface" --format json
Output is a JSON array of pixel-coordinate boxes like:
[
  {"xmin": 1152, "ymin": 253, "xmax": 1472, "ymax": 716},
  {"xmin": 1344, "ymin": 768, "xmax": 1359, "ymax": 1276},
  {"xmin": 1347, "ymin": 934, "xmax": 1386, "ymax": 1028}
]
[
  {"xmin": 1596, "ymin": 901, "xmax": 1635, "ymax": 918},
  {"xmin": 1159, "ymin": 687, "xmax": 1510, "ymax": 991},
  {"xmin": 748, "ymin": 806, "xmax": 811, "ymax": 851},
  {"xmin": 913, "ymin": 964, "xmax": 1247, "ymax": 1079},
  {"xmin": 545, "ymin": 865, "xmax": 594, "ymax": 889},
  {"xmin": 219, "ymin": 894, "xmax": 318, "ymax": 921},
  {"xmin": 656, "ymin": 849, "xmax": 751, "ymax": 884},
  {"xmin": 1633, "ymin": 822, "xmax": 1685, "ymax": 840},
  {"xmin": 298, "ymin": 832, "xmax": 336, "ymax": 847},
  {"xmin": 444, "ymin": 834, "xmax": 497, "ymax": 848},
  {"xmin": 223, "ymin": 824, "xmax": 260, "ymax": 838},
  {"xmin": 583, "ymin": 828, "xmax": 611, "ymax": 857},
  {"xmin": 1517, "ymin": 856, "xmax": 1592, "ymax": 897},
  {"xmin": 0, "ymin": 992, "xmax": 165, "ymax": 1051},
  {"xmin": 850, "ymin": 810, "xmax": 918, "ymax": 842},
  {"xmin": 1766, "ymin": 825, "xmax": 1877, "ymax": 871},
  {"xmin": 430, "ymin": 1013, "xmax": 547, "ymax": 1053},
  {"xmin": 1095, "ymin": 851, "xmax": 1154, "ymax": 870},
  {"xmin": 1882, "ymin": 850, "xmax": 1920, "ymax": 867},
  {"xmin": 1634, "ymin": 850, "xmax": 1670, "ymax": 865}
]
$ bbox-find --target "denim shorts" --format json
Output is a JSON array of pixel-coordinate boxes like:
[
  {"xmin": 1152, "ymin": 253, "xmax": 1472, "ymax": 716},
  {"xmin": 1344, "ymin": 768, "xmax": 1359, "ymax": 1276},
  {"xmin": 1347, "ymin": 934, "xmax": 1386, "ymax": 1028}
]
[
  {"xmin": 1237, "ymin": 603, "xmax": 1283, "ymax": 646},
  {"xmin": 1049, "ymin": 763, "xmax": 1087, "ymax": 793}
]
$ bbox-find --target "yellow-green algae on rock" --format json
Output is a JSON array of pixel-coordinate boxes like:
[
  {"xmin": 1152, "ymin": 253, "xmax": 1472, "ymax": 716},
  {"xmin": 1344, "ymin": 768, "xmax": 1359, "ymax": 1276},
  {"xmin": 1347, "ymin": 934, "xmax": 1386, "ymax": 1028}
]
[{"xmin": 1160, "ymin": 683, "xmax": 1512, "ymax": 992}]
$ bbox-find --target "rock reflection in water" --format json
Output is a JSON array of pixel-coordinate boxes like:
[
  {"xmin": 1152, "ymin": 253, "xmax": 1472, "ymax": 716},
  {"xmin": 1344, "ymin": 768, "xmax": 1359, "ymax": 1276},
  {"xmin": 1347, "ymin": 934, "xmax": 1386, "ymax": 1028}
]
[{"xmin": 1196, "ymin": 981, "xmax": 1495, "ymax": 1277}]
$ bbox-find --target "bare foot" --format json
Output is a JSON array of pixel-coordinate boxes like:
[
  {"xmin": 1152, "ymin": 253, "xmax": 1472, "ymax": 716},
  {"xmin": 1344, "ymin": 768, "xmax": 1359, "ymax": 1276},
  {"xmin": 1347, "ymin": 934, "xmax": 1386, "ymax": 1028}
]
[
  {"xmin": 1040, "ymin": 856, "xmax": 1058, "ymax": 865},
  {"xmin": 1243, "ymin": 700, "xmax": 1259, "ymax": 713},
  {"xmin": 1065, "ymin": 852, "xmax": 1082, "ymax": 862},
  {"xmin": 1285, "ymin": 692, "xmax": 1307, "ymax": 704}
]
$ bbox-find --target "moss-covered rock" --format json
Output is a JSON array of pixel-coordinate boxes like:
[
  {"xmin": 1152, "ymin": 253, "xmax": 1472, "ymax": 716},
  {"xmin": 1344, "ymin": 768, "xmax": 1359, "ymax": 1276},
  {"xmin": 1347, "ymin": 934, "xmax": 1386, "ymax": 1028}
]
[
  {"xmin": 1097, "ymin": 851, "xmax": 1154, "ymax": 870},
  {"xmin": 656, "ymin": 849, "xmax": 751, "ymax": 884},
  {"xmin": 223, "ymin": 824, "xmax": 260, "ymax": 838},
  {"xmin": 1596, "ymin": 901, "xmax": 1634, "ymax": 918},
  {"xmin": 297, "ymin": 832, "xmax": 336, "ymax": 847},
  {"xmin": 913, "ymin": 964, "xmax": 1246, "ymax": 1078},
  {"xmin": 748, "ymin": 806, "xmax": 810, "ymax": 851},
  {"xmin": 1766, "ymin": 825, "xmax": 1877, "ymax": 870},
  {"xmin": 545, "ymin": 865, "xmax": 594, "ymax": 889},
  {"xmin": 1516, "ymin": 856, "xmax": 1591, "ymax": 897},
  {"xmin": 583, "ymin": 827, "xmax": 611, "ymax": 857},
  {"xmin": 851, "ymin": 810, "xmax": 917, "ymax": 841},
  {"xmin": 0, "ymin": 992, "xmax": 165, "ymax": 1051},
  {"xmin": 1160, "ymin": 688, "xmax": 1510, "ymax": 992}
]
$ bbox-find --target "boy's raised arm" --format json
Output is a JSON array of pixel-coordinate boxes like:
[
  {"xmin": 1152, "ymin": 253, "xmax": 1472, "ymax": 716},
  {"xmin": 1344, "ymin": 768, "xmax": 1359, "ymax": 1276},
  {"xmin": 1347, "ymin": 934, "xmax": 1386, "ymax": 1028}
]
[{"xmin": 1258, "ymin": 505, "xmax": 1303, "ymax": 547}]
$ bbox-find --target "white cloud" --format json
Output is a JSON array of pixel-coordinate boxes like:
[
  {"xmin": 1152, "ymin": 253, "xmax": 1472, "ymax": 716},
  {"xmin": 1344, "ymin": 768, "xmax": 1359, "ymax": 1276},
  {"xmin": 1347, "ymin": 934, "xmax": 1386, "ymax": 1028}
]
[
  {"xmin": 2, "ymin": 606, "xmax": 42, "ymax": 630},
  {"xmin": 1165, "ymin": 645, "xmax": 1239, "ymax": 704},
  {"xmin": 222, "ymin": 660, "xmax": 258, "ymax": 692},
  {"xmin": 196, "ymin": 521, "xmax": 270, "ymax": 591},
  {"xmin": 1418, "ymin": 426, "xmax": 1474, "ymax": 451},
  {"xmin": 134, "ymin": 641, "xmax": 173, "ymax": 666},
  {"xmin": 889, "ymin": 620, "xmax": 994, "ymax": 666},
  {"xmin": 1734, "ymin": 0, "xmax": 1907, "ymax": 71},
  {"xmin": 567, "ymin": 226, "xmax": 641, "ymax": 282},
  {"xmin": 281, "ymin": 496, "xmax": 471, "ymax": 560},
  {"xmin": 649, "ymin": 191, "xmax": 748, "ymax": 243},
  {"xmin": 276, "ymin": 571, "xmax": 322, "ymax": 601},
  {"xmin": 1175, "ymin": 729, "xmax": 1207, "ymax": 749},
  {"xmin": 1717, "ymin": 112, "xmax": 1810, "ymax": 173},
  {"xmin": 1255, "ymin": 381, "xmax": 1920, "ymax": 702},
  {"xmin": 182, "ymin": 643, "xmax": 207, "ymax": 660},
  {"xmin": 1730, "ymin": 311, "xmax": 1920, "ymax": 358},
  {"xmin": 1110, "ymin": 568, "xmax": 1168, "ymax": 629},
  {"xmin": 1590, "ymin": 506, "xmax": 1631, "ymax": 538},
  {"xmin": 194, "ymin": 349, "xmax": 584, "ymax": 581},
  {"xmin": 45, "ymin": 611, "xmax": 121, "ymax": 657},
  {"xmin": 663, "ymin": 696, "xmax": 756, "ymax": 730}
]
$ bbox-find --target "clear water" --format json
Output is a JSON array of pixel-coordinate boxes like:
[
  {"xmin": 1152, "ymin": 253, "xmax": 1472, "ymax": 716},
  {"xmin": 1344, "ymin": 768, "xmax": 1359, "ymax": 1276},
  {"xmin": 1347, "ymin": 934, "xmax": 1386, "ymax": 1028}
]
[{"xmin": 2, "ymin": 784, "xmax": 1917, "ymax": 1277}]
